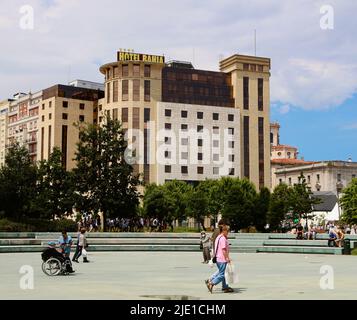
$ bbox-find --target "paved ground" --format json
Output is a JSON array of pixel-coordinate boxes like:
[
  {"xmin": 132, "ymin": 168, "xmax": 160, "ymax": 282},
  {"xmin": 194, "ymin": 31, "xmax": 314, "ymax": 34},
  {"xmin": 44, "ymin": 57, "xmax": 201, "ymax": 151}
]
[{"xmin": 0, "ymin": 252, "xmax": 356, "ymax": 300}]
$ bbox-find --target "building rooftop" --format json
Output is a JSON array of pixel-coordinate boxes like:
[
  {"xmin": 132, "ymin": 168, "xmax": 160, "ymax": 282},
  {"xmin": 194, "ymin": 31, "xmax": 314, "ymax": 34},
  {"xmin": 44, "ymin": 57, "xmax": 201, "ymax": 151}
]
[{"xmin": 271, "ymin": 159, "xmax": 316, "ymax": 165}]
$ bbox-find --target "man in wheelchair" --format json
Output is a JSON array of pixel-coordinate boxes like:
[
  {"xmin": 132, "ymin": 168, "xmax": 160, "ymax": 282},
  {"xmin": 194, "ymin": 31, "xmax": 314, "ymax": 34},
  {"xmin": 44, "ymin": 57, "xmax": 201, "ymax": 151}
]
[{"xmin": 41, "ymin": 231, "xmax": 75, "ymax": 275}]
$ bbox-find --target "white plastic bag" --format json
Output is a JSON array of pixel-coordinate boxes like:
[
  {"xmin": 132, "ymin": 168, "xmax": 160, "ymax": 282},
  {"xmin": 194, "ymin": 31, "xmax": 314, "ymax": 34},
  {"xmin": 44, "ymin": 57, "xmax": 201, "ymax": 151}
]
[
  {"xmin": 208, "ymin": 259, "xmax": 214, "ymax": 268},
  {"xmin": 82, "ymin": 248, "xmax": 88, "ymax": 258},
  {"xmin": 225, "ymin": 262, "xmax": 239, "ymax": 284}
]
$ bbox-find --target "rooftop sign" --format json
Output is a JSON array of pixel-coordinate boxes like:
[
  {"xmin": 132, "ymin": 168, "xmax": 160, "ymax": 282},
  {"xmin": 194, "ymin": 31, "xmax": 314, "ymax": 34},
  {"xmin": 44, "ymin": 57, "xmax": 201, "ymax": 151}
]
[{"xmin": 117, "ymin": 51, "xmax": 165, "ymax": 64}]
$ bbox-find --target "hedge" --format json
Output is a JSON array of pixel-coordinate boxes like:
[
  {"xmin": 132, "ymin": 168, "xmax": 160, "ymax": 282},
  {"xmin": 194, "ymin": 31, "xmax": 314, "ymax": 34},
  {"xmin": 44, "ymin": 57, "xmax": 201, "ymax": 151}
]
[{"xmin": 0, "ymin": 218, "xmax": 77, "ymax": 232}]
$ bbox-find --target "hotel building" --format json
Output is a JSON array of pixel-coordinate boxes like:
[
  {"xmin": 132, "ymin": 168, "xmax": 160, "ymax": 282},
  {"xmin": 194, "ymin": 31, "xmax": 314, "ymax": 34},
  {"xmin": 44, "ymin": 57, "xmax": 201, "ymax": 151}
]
[{"xmin": 99, "ymin": 51, "xmax": 271, "ymax": 189}]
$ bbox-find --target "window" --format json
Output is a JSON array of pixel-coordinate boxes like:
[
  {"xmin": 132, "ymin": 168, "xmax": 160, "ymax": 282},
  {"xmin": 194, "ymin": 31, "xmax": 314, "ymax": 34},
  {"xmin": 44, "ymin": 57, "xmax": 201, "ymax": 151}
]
[
  {"xmin": 165, "ymin": 109, "xmax": 172, "ymax": 117},
  {"xmin": 287, "ymin": 152, "xmax": 291, "ymax": 159},
  {"xmin": 213, "ymin": 126, "xmax": 219, "ymax": 135},
  {"xmin": 113, "ymin": 108, "xmax": 118, "ymax": 120},
  {"xmin": 277, "ymin": 152, "xmax": 282, "ymax": 156},
  {"xmin": 181, "ymin": 124, "xmax": 188, "ymax": 131},
  {"xmin": 122, "ymin": 64, "xmax": 129, "ymax": 77},
  {"xmin": 197, "ymin": 125, "xmax": 203, "ymax": 133},
  {"xmin": 317, "ymin": 174, "xmax": 320, "ymax": 182},
  {"xmin": 144, "ymin": 108, "xmax": 150, "ymax": 123},
  {"xmin": 164, "ymin": 151, "xmax": 171, "ymax": 159},
  {"xmin": 144, "ymin": 65, "xmax": 151, "ymax": 77},
  {"xmin": 122, "ymin": 108, "xmax": 128, "ymax": 123},
  {"xmin": 112, "ymin": 81, "xmax": 118, "ymax": 102},
  {"xmin": 228, "ymin": 114, "xmax": 234, "ymax": 121},
  {"xmin": 258, "ymin": 78, "xmax": 264, "ymax": 111},
  {"xmin": 165, "ymin": 123, "xmax": 172, "ymax": 130},
  {"xmin": 165, "ymin": 165, "xmax": 171, "ymax": 173},
  {"xmin": 165, "ymin": 137, "xmax": 171, "ymax": 145},
  {"xmin": 181, "ymin": 152, "xmax": 188, "ymax": 160},
  {"xmin": 62, "ymin": 113, "xmax": 68, "ymax": 120},
  {"xmin": 42, "ymin": 115, "xmax": 45, "ymax": 122},
  {"xmin": 49, "ymin": 113, "xmax": 52, "ymax": 120},
  {"xmin": 181, "ymin": 110, "xmax": 188, "ymax": 118},
  {"xmin": 198, "ymin": 139, "xmax": 203, "ymax": 147},
  {"xmin": 258, "ymin": 65, "xmax": 264, "ymax": 72},
  {"xmin": 307, "ymin": 175, "xmax": 311, "ymax": 183},
  {"xmin": 79, "ymin": 115, "xmax": 85, "ymax": 122},
  {"xmin": 337, "ymin": 174, "xmax": 341, "ymax": 182},
  {"xmin": 229, "ymin": 155, "xmax": 235, "ymax": 162},
  {"xmin": 213, "ymin": 140, "xmax": 219, "ymax": 148},
  {"xmin": 288, "ymin": 177, "xmax": 292, "ymax": 185},
  {"xmin": 42, "ymin": 104, "xmax": 45, "ymax": 110},
  {"xmin": 198, "ymin": 153, "xmax": 203, "ymax": 161},
  {"xmin": 181, "ymin": 166, "xmax": 188, "ymax": 174},
  {"xmin": 144, "ymin": 80, "xmax": 150, "ymax": 102},
  {"xmin": 352, "ymin": 174, "xmax": 356, "ymax": 179},
  {"xmin": 243, "ymin": 77, "xmax": 249, "ymax": 110},
  {"xmin": 133, "ymin": 79, "xmax": 140, "ymax": 101},
  {"xmin": 122, "ymin": 80, "xmax": 129, "ymax": 101},
  {"xmin": 243, "ymin": 63, "xmax": 249, "ymax": 71},
  {"xmin": 80, "ymin": 103, "xmax": 85, "ymax": 110},
  {"xmin": 113, "ymin": 66, "xmax": 119, "ymax": 77},
  {"xmin": 181, "ymin": 138, "xmax": 188, "ymax": 146},
  {"xmin": 197, "ymin": 112, "xmax": 203, "ymax": 119},
  {"xmin": 133, "ymin": 64, "xmax": 140, "ymax": 77},
  {"xmin": 229, "ymin": 168, "xmax": 235, "ymax": 176},
  {"xmin": 228, "ymin": 128, "xmax": 234, "ymax": 135},
  {"xmin": 213, "ymin": 167, "xmax": 219, "ymax": 175},
  {"xmin": 63, "ymin": 101, "xmax": 68, "ymax": 108},
  {"xmin": 197, "ymin": 167, "xmax": 204, "ymax": 174},
  {"xmin": 213, "ymin": 113, "xmax": 219, "ymax": 120},
  {"xmin": 279, "ymin": 179, "xmax": 282, "ymax": 184},
  {"xmin": 228, "ymin": 141, "xmax": 234, "ymax": 148},
  {"xmin": 49, "ymin": 101, "xmax": 52, "ymax": 108},
  {"xmin": 213, "ymin": 154, "xmax": 219, "ymax": 161}
]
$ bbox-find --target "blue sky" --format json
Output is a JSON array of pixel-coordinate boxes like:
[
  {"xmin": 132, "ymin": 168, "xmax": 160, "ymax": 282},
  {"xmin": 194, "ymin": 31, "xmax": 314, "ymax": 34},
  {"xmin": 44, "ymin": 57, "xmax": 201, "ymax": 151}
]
[{"xmin": 0, "ymin": 0, "xmax": 357, "ymax": 161}]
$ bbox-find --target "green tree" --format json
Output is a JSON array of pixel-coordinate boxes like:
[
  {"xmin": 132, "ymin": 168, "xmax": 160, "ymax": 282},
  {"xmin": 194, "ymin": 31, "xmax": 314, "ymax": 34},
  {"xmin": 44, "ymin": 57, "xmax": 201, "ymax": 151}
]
[
  {"xmin": 221, "ymin": 178, "xmax": 257, "ymax": 231},
  {"xmin": 72, "ymin": 119, "xmax": 140, "ymax": 228},
  {"xmin": 185, "ymin": 188, "xmax": 209, "ymax": 231},
  {"xmin": 340, "ymin": 178, "xmax": 357, "ymax": 224},
  {"xmin": 142, "ymin": 184, "xmax": 174, "ymax": 221},
  {"xmin": 197, "ymin": 179, "xmax": 222, "ymax": 226},
  {"xmin": 290, "ymin": 173, "xmax": 320, "ymax": 229},
  {"xmin": 35, "ymin": 147, "xmax": 74, "ymax": 219},
  {"xmin": 0, "ymin": 143, "xmax": 38, "ymax": 220},
  {"xmin": 268, "ymin": 183, "xmax": 292, "ymax": 231},
  {"xmin": 254, "ymin": 187, "xmax": 270, "ymax": 232}
]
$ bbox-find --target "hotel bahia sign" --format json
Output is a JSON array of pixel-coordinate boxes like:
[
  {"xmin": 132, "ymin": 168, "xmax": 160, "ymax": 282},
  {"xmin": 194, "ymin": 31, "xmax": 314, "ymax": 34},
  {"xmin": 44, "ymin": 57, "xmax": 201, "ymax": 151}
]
[{"xmin": 117, "ymin": 51, "xmax": 165, "ymax": 64}]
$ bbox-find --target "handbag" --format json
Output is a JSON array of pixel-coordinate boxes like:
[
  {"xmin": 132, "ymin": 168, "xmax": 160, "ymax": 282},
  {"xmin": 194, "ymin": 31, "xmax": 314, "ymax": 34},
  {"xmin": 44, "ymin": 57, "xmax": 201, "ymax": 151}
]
[{"xmin": 212, "ymin": 235, "xmax": 222, "ymax": 264}]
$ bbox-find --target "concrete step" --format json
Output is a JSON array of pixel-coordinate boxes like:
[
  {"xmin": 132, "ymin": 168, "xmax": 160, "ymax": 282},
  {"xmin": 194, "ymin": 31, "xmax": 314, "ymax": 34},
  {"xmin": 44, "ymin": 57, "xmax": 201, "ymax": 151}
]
[
  {"xmin": 257, "ymin": 246, "xmax": 343, "ymax": 255},
  {"xmin": 263, "ymin": 240, "xmax": 329, "ymax": 247}
]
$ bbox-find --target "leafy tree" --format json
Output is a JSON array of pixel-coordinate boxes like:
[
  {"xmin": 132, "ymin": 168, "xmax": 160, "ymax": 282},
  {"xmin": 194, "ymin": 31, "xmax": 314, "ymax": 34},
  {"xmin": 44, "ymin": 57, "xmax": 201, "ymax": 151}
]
[
  {"xmin": 72, "ymin": 119, "xmax": 140, "ymax": 229},
  {"xmin": 35, "ymin": 147, "xmax": 74, "ymax": 219},
  {"xmin": 268, "ymin": 183, "xmax": 292, "ymax": 231},
  {"xmin": 254, "ymin": 187, "xmax": 270, "ymax": 232},
  {"xmin": 142, "ymin": 184, "xmax": 174, "ymax": 221},
  {"xmin": 185, "ymin": 188, "xmax": 209, "ymax": 231},
  {"xmin": 290, "ymin": 173, "xmax": 321, "ymax": 229},
  {"xmin": 0, "ymin": 143, "xmax": 38, "ymax": 220},
  {"xmin": 221, "ymin": 178, "xmax": 257, "ymax": 231},
  {"xmin": 197, "ymin": 179, "xmax": 222, "ymax": 225},
  {"xmin": 163, "ymin": 180, "xmax": 192, "ymax": 223},
  {"xmin": 340, "ymin": 178, "xmax": 357, "ymax": 224}
]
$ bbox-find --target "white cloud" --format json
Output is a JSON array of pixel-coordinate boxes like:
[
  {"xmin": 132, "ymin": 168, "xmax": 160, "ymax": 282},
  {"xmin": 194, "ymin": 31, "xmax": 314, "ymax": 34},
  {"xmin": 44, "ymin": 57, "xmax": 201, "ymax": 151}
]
[
  {"xmin": 279, "ymin": 104, "xmax": 291, "ymax": 114},
  {"xmin": 0, "ymin": 0, "xmax": 357, "ymax": 111}
]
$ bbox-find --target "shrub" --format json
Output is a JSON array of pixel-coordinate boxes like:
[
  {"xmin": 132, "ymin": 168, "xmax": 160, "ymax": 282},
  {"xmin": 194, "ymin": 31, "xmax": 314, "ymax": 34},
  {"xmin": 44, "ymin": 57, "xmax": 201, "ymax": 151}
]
[{"xmin": 0, "ymin": 218, "xmax": 77, "ymax": 232}]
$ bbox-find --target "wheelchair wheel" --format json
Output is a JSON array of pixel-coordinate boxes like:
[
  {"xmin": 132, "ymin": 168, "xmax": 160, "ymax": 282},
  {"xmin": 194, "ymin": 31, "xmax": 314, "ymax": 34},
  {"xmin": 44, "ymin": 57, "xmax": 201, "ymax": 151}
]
[{"xmin": 42, "ymin": 258, "xmax": 62, "ymax": 276}]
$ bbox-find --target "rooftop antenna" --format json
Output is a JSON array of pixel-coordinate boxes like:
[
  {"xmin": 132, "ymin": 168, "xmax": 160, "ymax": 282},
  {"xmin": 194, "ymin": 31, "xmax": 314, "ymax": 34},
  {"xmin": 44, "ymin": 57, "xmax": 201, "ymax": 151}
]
[{"xmin": 254, "ymin": 29, "xmax": 257, "ymax": 56}]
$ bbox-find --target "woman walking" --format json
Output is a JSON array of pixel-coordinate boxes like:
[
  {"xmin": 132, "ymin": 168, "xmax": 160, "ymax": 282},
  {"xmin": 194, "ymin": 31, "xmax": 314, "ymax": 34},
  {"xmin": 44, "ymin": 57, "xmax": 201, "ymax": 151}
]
[{"xmin": 205, "ymin": 225, "xmax": 234, "ymax": 293}]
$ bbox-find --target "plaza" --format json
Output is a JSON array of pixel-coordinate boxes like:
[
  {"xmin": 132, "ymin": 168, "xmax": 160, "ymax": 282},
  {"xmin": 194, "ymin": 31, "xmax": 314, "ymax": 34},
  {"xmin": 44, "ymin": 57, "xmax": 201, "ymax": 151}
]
[{"xmin": 1, "ymin": 251, "xmax": 356, "ymax": 300}]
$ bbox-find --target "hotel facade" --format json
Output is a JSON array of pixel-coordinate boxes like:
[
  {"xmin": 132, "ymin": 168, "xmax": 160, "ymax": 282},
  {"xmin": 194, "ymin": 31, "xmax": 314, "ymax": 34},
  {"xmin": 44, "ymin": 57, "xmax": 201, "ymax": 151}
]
[{"xmin": 99, "ymin": 51, "xmax": 271, "ymax": 189}]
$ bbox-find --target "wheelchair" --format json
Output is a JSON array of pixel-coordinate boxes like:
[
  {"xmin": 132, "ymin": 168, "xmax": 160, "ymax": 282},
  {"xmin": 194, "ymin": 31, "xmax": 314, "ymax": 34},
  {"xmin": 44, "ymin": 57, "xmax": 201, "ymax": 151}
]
[{"xmin": 41, "ymin": 247, "xmax": 74, "ymax": 276}]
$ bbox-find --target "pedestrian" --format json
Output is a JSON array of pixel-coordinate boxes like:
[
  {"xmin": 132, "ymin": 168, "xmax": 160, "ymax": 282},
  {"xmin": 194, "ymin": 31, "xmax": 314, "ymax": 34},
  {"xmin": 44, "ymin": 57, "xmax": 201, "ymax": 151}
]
[
  {"xmin": 58, "ymin": 231, "xmax": 75, "ymax": 273},
  {"xmin": 72, "ymin": 228, "xmax": 89, "ymax": 263},
  {"xmin": 205, "ymin": 225, "xmax": 234, "ymax": 293},
  {"xmin": 200, "ymin": 231, "xmax": 211, "ymax": 263}
]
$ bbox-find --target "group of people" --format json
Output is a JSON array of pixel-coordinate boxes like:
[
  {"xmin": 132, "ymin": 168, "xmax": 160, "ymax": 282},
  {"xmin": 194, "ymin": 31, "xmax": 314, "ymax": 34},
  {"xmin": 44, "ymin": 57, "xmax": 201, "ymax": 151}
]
[
  {"xmin": 77, "ymin": 214, "xmax": 100, "ymax": 233},
  {"xmin": 200, "ymin": 220, "xmax": 234, "ymax": 294},
  {"xmin": 105, "ymin": 217, "xmax": 174, "ymax": 233}
]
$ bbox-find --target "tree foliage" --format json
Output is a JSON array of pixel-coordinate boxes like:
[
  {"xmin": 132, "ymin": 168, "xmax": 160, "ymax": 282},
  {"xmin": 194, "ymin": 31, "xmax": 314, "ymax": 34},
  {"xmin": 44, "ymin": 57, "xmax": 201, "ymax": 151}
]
[{"xmin": 340, "ymin": 178, "xmax": 357, "ymax": 224}]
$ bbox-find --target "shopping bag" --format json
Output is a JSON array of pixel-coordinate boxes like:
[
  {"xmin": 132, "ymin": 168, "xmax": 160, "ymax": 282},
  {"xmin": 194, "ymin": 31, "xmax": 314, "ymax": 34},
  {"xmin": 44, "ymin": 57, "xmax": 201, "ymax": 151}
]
[
  {"xmin": 225, "ymin": 262, "xmax": 239, "ymax": 284},
  {"xmin": 82, "ymin": 248, "xmax": 88, "ymax": 258},
  {"xmin": 208, "ymin": 259, "xmax": 214, "ymax": 268}
]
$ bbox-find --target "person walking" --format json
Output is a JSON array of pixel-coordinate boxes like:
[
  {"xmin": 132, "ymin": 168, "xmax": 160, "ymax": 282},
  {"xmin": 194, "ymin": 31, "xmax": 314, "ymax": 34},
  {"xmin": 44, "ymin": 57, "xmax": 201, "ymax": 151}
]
[
  {"xmin": 205, "ymin": 225, "xmax": 234, "ymax": 293},
  {"xmin": 72, "ymin": 228, "xmax": 90, "ymax": 263},
  {"xmin": 200, "ymin": 231, "xmax": 211, "ymax": 263}
]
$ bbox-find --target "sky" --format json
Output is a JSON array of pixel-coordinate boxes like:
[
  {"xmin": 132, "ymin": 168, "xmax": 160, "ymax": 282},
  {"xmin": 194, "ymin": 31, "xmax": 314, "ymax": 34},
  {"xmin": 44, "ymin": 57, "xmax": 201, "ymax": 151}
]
[{"xmin": 0, "ymin": 0, "xmax": 356, "ymax": 161}]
